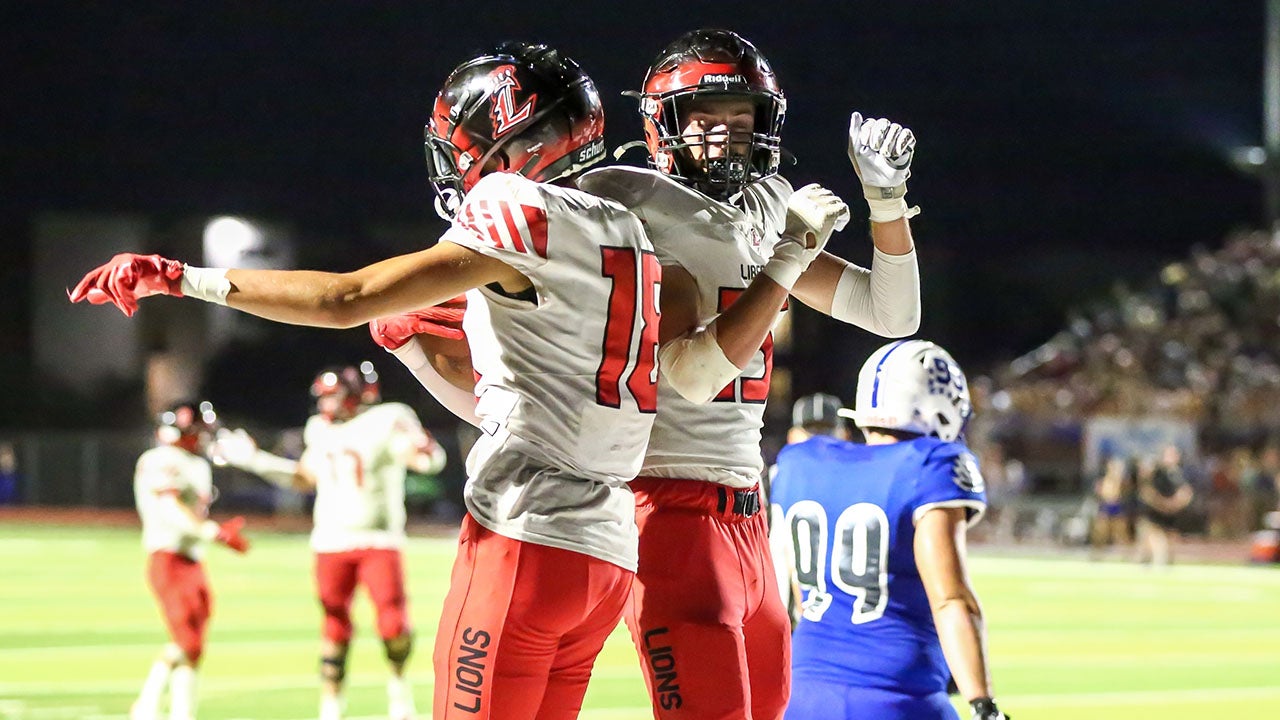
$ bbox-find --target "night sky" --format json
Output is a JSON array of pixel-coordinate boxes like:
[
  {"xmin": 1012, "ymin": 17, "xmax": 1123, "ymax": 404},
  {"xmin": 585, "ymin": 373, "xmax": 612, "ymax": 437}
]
[{"xmin": 1, "ymin": 1, "xmax": 1267, "ymax": 426}]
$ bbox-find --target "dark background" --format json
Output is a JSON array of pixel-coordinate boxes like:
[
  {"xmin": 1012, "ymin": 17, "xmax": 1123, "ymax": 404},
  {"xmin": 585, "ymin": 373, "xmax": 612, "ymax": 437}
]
[{"xmin": 0, "ymin": 1, "xmax": 1266, "ymax": 428}]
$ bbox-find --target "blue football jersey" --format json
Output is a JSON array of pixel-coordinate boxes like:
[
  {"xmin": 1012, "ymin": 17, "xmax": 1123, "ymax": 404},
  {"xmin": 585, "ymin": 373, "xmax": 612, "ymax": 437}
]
[{"xmin": 770, "ymin": 434, "xmax": 986, "ymax": 695}]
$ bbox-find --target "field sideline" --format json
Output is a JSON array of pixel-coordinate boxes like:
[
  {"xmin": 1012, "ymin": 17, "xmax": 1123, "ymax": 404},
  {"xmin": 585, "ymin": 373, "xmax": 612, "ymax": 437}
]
[{"xmin": 1, "ymin": 523, "xmax": 1278, "ymax": 719}]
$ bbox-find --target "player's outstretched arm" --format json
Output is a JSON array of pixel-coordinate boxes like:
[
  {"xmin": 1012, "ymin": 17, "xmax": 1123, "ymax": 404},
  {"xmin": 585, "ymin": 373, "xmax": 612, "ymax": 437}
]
[
  {"xmin": 915, "ymin": 506, "xmax": 1008, "ymax": 720},
  {"xmin": 212, "ymin": 428, "xmax": 311, "ymax": 491},
  {"xmin": 789, "ymin": 112, "xmax": 921, "ymax": 337},
  {"xmin": 657, "ymin": 184, "xmax": 849, "ymax": 404},
  {"xmin": 70, "ymin": 242, "xmax": 526, "ymax": 329}
]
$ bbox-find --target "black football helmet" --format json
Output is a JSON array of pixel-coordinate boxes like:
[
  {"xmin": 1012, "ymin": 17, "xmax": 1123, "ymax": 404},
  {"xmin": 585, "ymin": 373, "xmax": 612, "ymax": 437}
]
[
  {"xmin": 425, "ymin": 41, "xmax": 607, "ymax": 219},
  {"xmin": 157, "ymin": 400, "xmax": 220, "ymax": 455},
  {"xmin": 633, "ymin": 29, "xmax": 785, "ymax": 200},
  {"xmin": 311, "ymin": 366, "xmax": 364, "ymax": 421}
]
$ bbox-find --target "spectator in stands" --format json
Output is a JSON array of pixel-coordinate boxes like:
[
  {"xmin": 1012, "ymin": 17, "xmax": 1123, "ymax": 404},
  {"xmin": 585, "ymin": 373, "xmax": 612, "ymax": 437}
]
[
  {"xmin": 1089, "ymin": 455, "xmax": 1131, "ymax": 557},
  {"xmin": 0, "ymin": 442, "xmax": 20, "ymax": 505},
  {"xmin": 1135, "ymin": 445, "xmax": 1194, "ymax": 566}
]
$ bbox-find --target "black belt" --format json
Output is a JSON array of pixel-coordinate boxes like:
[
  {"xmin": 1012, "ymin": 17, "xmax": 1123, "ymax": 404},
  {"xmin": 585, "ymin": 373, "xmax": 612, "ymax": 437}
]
[{"xmin": 716, "ymin": 486, "xmax": 761, "ymax": 517}]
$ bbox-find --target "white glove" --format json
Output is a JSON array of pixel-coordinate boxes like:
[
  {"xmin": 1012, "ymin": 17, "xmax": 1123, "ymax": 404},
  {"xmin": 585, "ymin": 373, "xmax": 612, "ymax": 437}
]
[
  {"xmin": 848, "ymin": 112, "xmax": 921, "ymax": 222},
  {"xmin": 210, "ymin": 428, "xmax": 300, "ymax": 488},
  {"xmin": 209, "ymin": 428, "xmax": 258, "ymax": 467},
  {"xmin": 762, "ymin": 183, "xmax": 850, "ymax": 291}
]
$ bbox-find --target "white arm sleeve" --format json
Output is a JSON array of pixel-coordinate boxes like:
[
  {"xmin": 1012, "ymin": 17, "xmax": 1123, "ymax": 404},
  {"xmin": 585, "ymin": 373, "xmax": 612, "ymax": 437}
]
[
  {"xmin": 388, "ymin": 340, "xmax": 481, "ymax": 428},
  {"xmin": 829, "ymin": 248, "xmax": 920, "ymax": 337},
  {"xmin": 241, "ymin": 450, "xmax": 301, "ymax": 489},
  {"xmin": 657, "ymin": 324, "xmax": 743, "ymax": 405}
]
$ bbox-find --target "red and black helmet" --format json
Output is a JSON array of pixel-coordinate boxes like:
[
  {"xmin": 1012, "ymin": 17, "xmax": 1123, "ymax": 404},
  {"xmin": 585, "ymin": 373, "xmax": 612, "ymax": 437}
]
[
  {"xmin": 157, "ymin": 400, "xmax": 220, "ymax": 454},
  {"xmin": 425, "ymin": 41, "xmax": 607, "ymax": 218},
  {"xmin": 635, "ymin": 29, "xmax": 785, "ymax": 199},
  {"xmin": 311, "ymin": 366, "xmax": 364, "ymax": 420}
]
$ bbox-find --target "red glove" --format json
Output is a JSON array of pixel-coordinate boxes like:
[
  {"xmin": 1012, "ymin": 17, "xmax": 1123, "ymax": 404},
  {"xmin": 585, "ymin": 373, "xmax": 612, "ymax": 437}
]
[
  {"xmin": 369, "ymin": 296, "xmax": 468, "ymax": 349},
  {"xmin": 67, "ymin": 253, "xmax": 185, "ymax": 317},
  {"xmin": 215, "ymin": 516, "xmax": 251, "ymax": 554}
]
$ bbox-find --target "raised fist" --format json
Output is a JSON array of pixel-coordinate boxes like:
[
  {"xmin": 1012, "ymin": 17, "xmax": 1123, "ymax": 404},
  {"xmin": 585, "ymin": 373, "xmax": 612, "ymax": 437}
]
[
  {"xmin": 369, "ymin": 296, "xmax": 468, "ymax": 350},
  {"xmin": 848, "ymin": 112, "xmax": 916, "ymax": 198},
  {"xmin": 68, "ymin": 253, "xmax": 186, "ymax": 317}
]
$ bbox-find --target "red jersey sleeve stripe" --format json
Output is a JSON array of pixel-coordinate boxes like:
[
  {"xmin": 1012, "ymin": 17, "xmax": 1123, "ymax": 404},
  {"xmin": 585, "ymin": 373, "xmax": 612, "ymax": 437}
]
[
  {"xmin": 496, "ymin": 200, "xmax": 528, "ymax": 254},
  {"xmin": 521, "ymin": 203, "xmax": 549, "ymax": 259}
]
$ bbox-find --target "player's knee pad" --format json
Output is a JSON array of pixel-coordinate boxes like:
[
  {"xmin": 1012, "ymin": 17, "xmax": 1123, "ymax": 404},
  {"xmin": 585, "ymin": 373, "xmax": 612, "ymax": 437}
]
[
  {"xmin": 383, "ymin": 631, "xmax": 414, "ymax": 664},
  {"xmin": 320, "ymin": 651, "xmax": 348, "ymax": 683}
]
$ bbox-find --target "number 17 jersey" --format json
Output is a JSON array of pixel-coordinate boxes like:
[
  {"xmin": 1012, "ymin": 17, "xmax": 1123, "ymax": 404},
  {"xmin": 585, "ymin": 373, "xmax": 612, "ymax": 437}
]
[{"xmin": 769, "ymin": 435, "xmax": 987, "ymax": 696}]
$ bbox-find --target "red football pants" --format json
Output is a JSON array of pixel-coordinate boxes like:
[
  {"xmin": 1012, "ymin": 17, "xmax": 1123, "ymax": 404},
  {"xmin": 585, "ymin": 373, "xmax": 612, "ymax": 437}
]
[
  {"xmin": 433, "ymin": 514, "xmax": 633, "ymax": 720},
  {"xmin": 314, "ymin": 548, "xmax": 410, "ymax": 644},
  {"xmin": 626, "ymin": 478, "xmax": 791, "ymax": 720},
  {"xmin": 146, "ymin": 551, "xmax": 212, "ymax": 666}
]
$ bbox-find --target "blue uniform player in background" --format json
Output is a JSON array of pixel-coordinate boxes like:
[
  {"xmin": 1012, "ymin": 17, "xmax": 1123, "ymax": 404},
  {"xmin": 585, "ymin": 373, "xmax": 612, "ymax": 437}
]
[{"xmin": 770, "ymin": 340, "xmax": 1009, "ymax": 720}]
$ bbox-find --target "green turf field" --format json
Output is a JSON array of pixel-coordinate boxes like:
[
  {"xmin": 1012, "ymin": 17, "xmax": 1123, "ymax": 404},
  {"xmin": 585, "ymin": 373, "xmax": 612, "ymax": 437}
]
[{"xmin": 1, "ymin": 524, "xmax": 1277, "ymax": 719}]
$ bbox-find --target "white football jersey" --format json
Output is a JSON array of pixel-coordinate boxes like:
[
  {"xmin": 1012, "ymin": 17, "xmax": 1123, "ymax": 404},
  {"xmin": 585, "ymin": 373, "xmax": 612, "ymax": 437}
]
[
  {"xmin": 579, "ymin": 166, "xmax": 792, "ymax": 488},
  {"xmin": 301, "ymin": 402, "xmax": 427, "ymax": 552},
  {"xmin": 134, "ymin": 445, "xmax": 214, "ymax": 560},
  {"xmin": 441, "ymin": 171, "xmax": 660, "ymax": 571}
]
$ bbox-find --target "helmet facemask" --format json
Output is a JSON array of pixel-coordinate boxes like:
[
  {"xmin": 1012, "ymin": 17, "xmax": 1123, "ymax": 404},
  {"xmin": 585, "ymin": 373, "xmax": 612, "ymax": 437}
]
[
  {"xmin": 636, "ymin": 29, "xmax": 786, "ymax": 201},
  {"xmin": 643, "ymin": 89, "xmax": 784, "ymax": 200}
]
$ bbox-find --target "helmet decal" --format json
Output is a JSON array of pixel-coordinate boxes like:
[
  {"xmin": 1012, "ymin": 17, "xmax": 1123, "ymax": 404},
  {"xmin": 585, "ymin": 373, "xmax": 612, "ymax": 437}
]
[{"xmin": 489, "ymin": 65, "xmax": 538, "ymax": 139}]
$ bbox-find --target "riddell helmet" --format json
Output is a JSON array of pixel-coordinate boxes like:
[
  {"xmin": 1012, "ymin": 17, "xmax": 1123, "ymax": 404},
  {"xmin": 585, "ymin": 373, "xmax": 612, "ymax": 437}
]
[
  {"xmin": 311, "ymin": 366, "xmax": 364, "ymax": 420},
  {"xmin": 425, "ymin": 41, "xmax": 607, "ymax": 219},
  {"xmin": 157, "ymin": 400, "xmax": 220, "ymax": 455},
  {"xmin": 845, "ymin": 340, "xmax": 973, "ymax": 442},
  {"xmin": 635, "ymin": 29, "xmax": 785, "ymax": 199}
]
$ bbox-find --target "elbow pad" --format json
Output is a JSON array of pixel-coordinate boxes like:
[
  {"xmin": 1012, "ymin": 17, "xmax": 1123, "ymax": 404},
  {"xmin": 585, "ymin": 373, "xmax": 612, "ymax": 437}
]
[
  {"xmin": 830, "ymin": 249, "xmax": 920, "ymax": 337},
  {"xmin": 657, "ymin": 325, "xmax": 742, "ymax": 405}
]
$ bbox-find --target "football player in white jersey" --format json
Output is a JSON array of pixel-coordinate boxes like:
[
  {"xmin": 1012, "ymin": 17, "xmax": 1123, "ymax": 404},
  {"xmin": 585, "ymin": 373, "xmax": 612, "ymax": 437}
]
[
  {"xmin": 218, "ymin": 363, "xmax": 444, "ymax": 720},
  {"xmin": 130, "ymin": 401, "xmax": 249, "ymax": 720},
  {"xmin": 576, "ymin": 29, "xmax": 924, "ymax": 720},
  {"xmin": 72, "ymin": 42, "xmax": 662, "ymax": 720}
]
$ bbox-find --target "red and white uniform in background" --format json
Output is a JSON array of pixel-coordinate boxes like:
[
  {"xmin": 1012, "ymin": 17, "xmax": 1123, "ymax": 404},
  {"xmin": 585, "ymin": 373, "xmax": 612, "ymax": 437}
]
[
  {"xmin": 434, "ymin": 171, "xmax": 659, "ymax": 719},
  {"xmin": 580, "ymin": 164, "xmax": 795, "ymax": 720},
  {"xmin": 301, "ymin": 401, "xmax": 433, "ymax": 645},
  {"xmin": 134, "ymin": 445, "xmax": 216, "ymax": 664}
]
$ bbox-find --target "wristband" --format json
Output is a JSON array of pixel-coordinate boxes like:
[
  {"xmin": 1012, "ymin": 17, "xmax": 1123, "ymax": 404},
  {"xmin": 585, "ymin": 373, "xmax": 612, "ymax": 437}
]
[
  {"xmin": 865, "ymin": 196, "xmax": 922, "ymax": 223},
  {"xmin": 761, "ymin": 239, "xmax": 810, "ymax": 291},
  {"xmin": 180, "ymin": 265, "xmax": 231, "ymax": 305}
]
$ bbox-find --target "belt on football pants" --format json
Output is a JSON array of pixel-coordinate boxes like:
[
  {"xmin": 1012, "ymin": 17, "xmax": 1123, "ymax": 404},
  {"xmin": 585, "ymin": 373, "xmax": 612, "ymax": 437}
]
[{"xmin": 631, "ymin": 477, "xmax": 762, "ymax": 523}]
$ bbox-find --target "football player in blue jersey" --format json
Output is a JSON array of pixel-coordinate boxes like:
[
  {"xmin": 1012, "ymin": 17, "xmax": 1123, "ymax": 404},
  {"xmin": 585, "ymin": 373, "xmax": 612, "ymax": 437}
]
[{"xmin": 769, "ymin": 340, "xmax": 1009, "ymax": 720}]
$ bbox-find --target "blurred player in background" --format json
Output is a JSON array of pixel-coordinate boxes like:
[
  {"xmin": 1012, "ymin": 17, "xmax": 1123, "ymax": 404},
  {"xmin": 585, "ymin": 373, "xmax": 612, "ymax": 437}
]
[
  {"xmin": 216, "ymin": 363, "xmax": 444, "ymax": 720},
  {"xmin": 74, "ymin": 42, "xmax": 661, "ymax": 720},
  {"xmin": 786, "ymin": 393, "xmax": 852, "ymax": 445},
  {"xmin": 577, "ymin": 28, "xmax": 920, "ymax": 719},
  {"xmin": 770, "ymin": 340, "xmax": 1009, "ymax": 720},
  {"xmin": 130, "ymin": 401, "xmax": 249, "ymax": 720}
]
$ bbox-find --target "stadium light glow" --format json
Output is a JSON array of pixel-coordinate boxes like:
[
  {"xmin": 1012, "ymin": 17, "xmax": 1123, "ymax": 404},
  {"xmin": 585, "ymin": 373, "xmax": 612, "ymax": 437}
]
[{"xmin": 203, "ymin": 216, "xmax": 263, "ymax": 266}]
